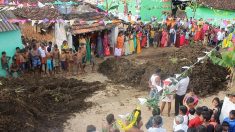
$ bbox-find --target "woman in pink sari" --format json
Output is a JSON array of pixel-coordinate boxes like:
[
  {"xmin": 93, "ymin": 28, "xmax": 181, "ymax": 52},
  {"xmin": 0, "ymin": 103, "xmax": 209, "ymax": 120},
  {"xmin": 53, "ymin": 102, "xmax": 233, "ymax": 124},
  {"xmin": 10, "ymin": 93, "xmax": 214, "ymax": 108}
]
[
  {"xmin": 141, "ymin": 32, "xmax": 147, "ymax": 47},
  {"xmin": 180, "ymin": 32, "xmax": 185, "ymax": 47},
  {"xmin": 161, "ymin": 29, "xmax": 169, "ymax": 47},
  {"xmin": 103, "ymin": 31, "xmax": 110, "ymax": 56}
]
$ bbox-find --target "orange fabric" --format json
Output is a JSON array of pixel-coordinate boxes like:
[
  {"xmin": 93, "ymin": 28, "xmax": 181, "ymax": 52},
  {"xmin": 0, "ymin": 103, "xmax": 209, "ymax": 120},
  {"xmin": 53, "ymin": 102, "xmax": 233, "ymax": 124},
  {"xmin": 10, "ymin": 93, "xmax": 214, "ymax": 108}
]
[{"xmin": 116, "ymin": 36, "xmax": 124, "ymax": 49}]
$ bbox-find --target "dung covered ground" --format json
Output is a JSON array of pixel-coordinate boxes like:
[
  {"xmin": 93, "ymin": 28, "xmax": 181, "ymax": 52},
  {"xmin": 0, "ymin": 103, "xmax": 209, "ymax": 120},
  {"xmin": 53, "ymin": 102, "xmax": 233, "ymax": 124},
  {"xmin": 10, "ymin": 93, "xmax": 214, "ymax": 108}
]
[
  {"xmin": 0, "ymin": 77, "xmax": 104, "ymax": 132},
  {"xmin": 98, "ymin": 45, "xmax": 229, "ymax": 96}
]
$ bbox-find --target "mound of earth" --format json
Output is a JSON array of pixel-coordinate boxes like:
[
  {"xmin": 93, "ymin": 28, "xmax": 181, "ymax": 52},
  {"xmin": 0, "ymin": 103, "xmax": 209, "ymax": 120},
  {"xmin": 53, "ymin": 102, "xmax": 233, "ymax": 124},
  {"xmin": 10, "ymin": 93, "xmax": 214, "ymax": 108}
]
[
  {"xmin": 98, "ymin": 45, "xmax": 228, "ymax": 96},
  {"xmin": 0, "ymin": 77, "xmax": 104, "ymax": 132}
]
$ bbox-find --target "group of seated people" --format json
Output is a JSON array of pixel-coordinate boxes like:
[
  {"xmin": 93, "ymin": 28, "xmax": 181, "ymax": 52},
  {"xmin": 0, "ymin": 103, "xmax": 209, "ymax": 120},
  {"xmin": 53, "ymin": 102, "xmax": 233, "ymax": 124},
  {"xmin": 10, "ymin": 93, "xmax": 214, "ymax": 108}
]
[{"xmin": 85, "ymin": 95, "xmax": 235, "ymax": 132}]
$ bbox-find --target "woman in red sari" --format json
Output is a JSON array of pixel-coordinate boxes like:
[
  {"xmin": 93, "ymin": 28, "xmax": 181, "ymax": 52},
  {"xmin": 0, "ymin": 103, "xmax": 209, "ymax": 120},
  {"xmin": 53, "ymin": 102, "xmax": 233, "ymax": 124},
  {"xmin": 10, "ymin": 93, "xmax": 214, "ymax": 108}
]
[
  {"xmin": 175, "ymin": 30, "xmax": 181, "ymax": 48},
  {"xmin": 103, "ymin": 31, "xmax": 110, "ymax": 56},
  {"xmin": 180, "ymin": 32, "xmax": 185, "ymax": 47},
  {"xmin": 141, "ymin": 31, "xmax": 147, "ymax": 47},
  {"xmin": 160, "ymin": 29, "xmax": 169, "ymax": 47}
]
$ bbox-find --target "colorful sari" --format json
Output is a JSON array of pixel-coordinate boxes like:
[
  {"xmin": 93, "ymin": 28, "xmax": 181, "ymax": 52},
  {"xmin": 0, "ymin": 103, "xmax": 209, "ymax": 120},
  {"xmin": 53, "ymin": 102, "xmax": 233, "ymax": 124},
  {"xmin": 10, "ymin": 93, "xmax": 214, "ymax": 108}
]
[
  {"xmin": 129, "ymin": 35, "xmax": 135, "ymax": 53},
  {"xmin": 133, "ymin": 32, "xmax": 137, "ymax": 49},
  {"xmin": 103, "ymin": 34, "xmax": 110, "ymax": 56},
  {"xmin": 180, "ymin": 34, "xmax": 185, "ymax": 47},
  {"xmin": 97, "ymin": 34, "xmax": 103, "ymax": 57},
  {"xmin": 160, "ymin": 30, "xmax": 168, "ymax": 47},
  {"xmin": 124, "ymin": 36, "xmax": 130, "ymax": 55},
  {"xmin": 141, "ymin": 34, "xmax": 147, "ymax": 47},
  {"xmin": 194, "ymin": 27, "xmax": 202, "ymax": 41},
  {"xmin": 86, "ymin": 38, "xmax": 91, "ymax": 62},
  {"xmin": 175, "ymin": 31, "xmax": 180, "ymax": 48},
  {"xmin": 137, "ymin": 33, "xmax": 141, "ymax": 54}
]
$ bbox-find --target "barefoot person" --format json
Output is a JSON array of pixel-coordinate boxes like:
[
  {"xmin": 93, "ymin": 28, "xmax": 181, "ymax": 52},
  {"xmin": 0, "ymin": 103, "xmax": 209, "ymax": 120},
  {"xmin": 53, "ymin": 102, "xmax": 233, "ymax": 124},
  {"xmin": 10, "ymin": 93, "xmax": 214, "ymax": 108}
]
[
  {"xmin": 160, "ymin": 77, "xmax": 178, "ymax": 117},
  {"xmin": 1, "ymin": 51, "xmax": 11, "ymax": 77},
  {"xmin": 52, "ymin": 44, "xmax": 60, "ymax": 74},
  {"xmin": 46, "ymin": 48, "xmax": 53, "ymax": 75},
  {"xmin": 76, "ymin": 48, "xmax": 83, "ymax": 75}
]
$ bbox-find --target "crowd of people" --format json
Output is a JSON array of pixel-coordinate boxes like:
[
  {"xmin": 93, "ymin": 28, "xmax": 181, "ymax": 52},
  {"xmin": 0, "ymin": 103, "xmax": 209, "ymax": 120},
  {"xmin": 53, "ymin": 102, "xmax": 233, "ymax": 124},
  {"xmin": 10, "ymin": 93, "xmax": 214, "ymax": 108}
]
[
  {"xmin": 85, "ymin": 68, "xmax": 235, "ymax": 132},
  {"xmin": 0, "ymin": 39, "xmax": 96, "ymax": 77},
  {"xmin": 1, "ymin": 14, "xmax": 235, "ymax": 132},
  {"xmin": 1, "ymin": 15, "xmax": 235, "ymax": 77}
]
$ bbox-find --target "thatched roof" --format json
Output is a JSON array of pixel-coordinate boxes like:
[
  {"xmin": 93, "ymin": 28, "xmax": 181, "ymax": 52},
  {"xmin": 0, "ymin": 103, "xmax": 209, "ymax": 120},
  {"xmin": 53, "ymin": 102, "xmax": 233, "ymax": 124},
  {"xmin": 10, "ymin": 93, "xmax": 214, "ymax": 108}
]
[
  {"xmin": 13, "ymin": 7, "xmax": 60, "ymax": 20},
  {"xmin": 11, "ymin": 1, "xmax": 120, "ymax": 34},
  {"xmin": 70, "ymin": 12, "xmax": 120, "ymax": 34},
  {"xmin": 12, "ymin": 2, "xmax": 101, "ymax": 20},
  {"xmin": 199, "ymin": 0, "xmax": 235, "ymax": 10}
]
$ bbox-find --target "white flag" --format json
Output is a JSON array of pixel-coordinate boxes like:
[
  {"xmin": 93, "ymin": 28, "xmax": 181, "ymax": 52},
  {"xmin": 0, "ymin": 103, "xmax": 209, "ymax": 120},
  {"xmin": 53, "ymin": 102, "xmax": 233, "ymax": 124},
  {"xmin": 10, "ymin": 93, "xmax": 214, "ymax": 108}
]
[{"xmin": 38, "ymin": 1, "xmax": 45, "ymax": 8}]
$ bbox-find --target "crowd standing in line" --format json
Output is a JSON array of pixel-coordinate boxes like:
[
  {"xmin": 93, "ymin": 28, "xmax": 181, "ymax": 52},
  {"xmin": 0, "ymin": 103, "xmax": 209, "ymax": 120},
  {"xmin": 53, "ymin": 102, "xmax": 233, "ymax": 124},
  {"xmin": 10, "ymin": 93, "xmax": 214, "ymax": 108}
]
[{"xmin": 1, "ymin": 15, "xmax": 235, "ymax": 77}]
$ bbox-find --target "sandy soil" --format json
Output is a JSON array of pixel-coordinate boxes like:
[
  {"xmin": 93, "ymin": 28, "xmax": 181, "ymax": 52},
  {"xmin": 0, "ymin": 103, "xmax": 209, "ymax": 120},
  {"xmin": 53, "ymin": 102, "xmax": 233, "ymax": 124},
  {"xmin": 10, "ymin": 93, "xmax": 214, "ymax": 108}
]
[{"xmin": 64, "ymin": 47, "xmax": 228, "ymax": 132}]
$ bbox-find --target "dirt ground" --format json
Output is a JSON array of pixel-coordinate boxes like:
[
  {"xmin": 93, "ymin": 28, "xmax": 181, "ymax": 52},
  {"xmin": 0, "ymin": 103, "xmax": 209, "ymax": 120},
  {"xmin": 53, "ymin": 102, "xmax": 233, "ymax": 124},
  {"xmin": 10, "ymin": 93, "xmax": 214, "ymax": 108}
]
[
  {"xmin": 99, "ymin": 45, "xmax": 228, "ymax": 96},
  {"xmin": 64, "ymin": 46, "xmax": 229, "ymax": 132},
  {"xmin": 0, "ymin": 46, "xmax": 229, "ymax": 132},
  {"xmin": 0, "ymin": 77, "xmax": 105, "ymax": 132},
  {"xmin": 64, "ymin": 72, "xmax": 227, "ymax": 132}
]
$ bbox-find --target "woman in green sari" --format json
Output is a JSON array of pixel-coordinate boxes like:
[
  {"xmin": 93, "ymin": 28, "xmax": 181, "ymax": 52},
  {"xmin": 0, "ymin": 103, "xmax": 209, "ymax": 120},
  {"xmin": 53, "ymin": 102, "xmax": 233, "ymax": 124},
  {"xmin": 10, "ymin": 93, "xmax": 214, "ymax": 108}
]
[
  {"xmin": 133, "ymin": 30, "xmax": 137, "ymax": 52},
  {"xmin": 86, "ymin": 36, "xmax": 91, "ymax": 63}
]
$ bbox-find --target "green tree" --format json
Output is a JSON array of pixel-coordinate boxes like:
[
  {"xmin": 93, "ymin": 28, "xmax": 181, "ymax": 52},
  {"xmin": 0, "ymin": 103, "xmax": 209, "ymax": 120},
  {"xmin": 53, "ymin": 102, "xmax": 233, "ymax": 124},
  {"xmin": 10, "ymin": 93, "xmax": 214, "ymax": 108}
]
[{"xmin": 209, "ymin": 49, "xmax": 235, "ymax": 89}]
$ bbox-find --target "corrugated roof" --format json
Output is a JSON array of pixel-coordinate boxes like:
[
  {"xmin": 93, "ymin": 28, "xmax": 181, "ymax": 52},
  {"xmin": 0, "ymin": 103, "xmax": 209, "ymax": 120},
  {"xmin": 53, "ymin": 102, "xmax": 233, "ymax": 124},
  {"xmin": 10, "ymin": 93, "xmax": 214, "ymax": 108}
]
[{"xmin": 0, "ymin": 11, "xmax": 19, "ymax": 33}]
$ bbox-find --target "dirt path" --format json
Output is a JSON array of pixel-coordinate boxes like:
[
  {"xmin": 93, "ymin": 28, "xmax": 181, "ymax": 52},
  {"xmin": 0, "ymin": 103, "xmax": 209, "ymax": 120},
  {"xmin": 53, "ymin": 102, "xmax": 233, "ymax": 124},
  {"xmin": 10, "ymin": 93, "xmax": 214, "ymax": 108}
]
[
  {"xmin": 64, "ymin": 47, "xmax": 228, "ymax": 132},
  {"xmin": 64, "ymin": 72, "xmax": 226, "ymax": 132}
]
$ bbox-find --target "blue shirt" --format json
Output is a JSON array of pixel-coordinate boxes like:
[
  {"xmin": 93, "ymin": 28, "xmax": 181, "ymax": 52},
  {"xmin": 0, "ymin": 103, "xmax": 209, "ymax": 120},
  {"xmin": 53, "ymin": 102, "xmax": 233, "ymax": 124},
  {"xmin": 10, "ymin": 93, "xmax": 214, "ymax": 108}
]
[{"xmin": 223, "ymin": 117, "xmax": 235, "ymax": 132}]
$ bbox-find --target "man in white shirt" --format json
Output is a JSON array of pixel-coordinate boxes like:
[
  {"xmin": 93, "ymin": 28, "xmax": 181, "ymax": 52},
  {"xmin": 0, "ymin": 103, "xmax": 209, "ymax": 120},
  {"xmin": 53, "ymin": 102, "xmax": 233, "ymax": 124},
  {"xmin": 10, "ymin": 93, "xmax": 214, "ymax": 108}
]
[
  {"xmin": 148, "ymin": 115, "xmax": 166, "ymax": 132},
  {"xmin": 217, "ymin": 28, "xmax": 225, "ymax": 46},
  {"xmin": 220, "ymin": 91, "xmax": 235, "ymax": 123},
  {"xmin": 175, "ymin": 69, "xmax": 190, "ymax": 116},
  {"xmin": 173, "ymin": 115, "xmax": 188, "ymax": 132}
]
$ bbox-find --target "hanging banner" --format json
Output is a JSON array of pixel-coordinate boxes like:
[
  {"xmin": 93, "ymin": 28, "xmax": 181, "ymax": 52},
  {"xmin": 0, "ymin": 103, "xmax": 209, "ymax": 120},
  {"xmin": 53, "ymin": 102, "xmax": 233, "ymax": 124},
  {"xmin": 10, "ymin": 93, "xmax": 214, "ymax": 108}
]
[
  {"xmin": 140, "ymin": 0, "xmax": 172, "ymax": 21},
  {"xmin": 186, "ymin": 7, "xmax": 235, "ymax": 25}
]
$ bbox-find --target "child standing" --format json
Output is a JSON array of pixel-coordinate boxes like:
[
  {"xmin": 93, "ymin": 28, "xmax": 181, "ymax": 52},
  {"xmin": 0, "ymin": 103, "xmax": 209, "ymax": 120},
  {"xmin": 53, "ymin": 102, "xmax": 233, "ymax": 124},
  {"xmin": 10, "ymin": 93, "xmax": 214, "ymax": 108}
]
[
  {"xmin": 46, "ymin": 48, "xmax": 53, "ymax": 75},
  {"xmin": 52, "ymin": 45, "xmax": 60, "ymax": 74},
  {"xmin": 10, "ymin": 59, "xmax": 20, "ymax": 77},
  {"xmin": 76, "ymin": 48, "xmax": 82, "ymax": 75},
  {"xmin": 68, "ymin": 48, "xmax": 74, "ymax": 75},
  {"xmin": 31, "ymin": 44, "xmax": 41, "ymax": 74},
  {"xmin": 19, "ymin": 50, "xmax": 26, "ymax": 74},
  {"xmin": 1, "ymin": 51, "xmax": 10, "ymax": 77},
  {"xmin": 81, "ymin": 44, "xmax": 87, "ymax": 74},
  {"xmin": 60, "ymin": 49, "xmax": 67, "ymax": 73}
]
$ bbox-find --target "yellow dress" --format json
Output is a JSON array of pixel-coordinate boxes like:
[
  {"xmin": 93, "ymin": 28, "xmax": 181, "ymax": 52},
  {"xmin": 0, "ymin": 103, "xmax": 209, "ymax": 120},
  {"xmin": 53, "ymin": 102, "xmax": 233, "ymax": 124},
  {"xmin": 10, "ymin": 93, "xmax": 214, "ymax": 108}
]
[
  {"xmin": 137, "ymin": 37, "xmax": 141, "ymax": 54},
  {"xmin": 129, "ymin": 35, "xmax": 135, "ymax": 53}
]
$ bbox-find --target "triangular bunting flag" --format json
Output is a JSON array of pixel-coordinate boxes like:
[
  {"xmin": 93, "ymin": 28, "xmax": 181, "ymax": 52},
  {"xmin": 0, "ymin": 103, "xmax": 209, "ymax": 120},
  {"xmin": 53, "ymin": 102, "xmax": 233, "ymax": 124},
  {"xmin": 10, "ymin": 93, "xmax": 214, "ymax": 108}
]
[{"xmin": 38, "ymin": 1, "xmax": 45, "ymax": 8}]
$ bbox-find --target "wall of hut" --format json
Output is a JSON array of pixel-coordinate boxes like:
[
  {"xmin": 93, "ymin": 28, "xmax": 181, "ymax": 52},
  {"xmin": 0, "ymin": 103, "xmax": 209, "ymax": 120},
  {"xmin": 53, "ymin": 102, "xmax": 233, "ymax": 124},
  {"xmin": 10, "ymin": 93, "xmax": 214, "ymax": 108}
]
[{"xmin": 19, "ymin": 23, "xmax": 54, "ymax": 43}]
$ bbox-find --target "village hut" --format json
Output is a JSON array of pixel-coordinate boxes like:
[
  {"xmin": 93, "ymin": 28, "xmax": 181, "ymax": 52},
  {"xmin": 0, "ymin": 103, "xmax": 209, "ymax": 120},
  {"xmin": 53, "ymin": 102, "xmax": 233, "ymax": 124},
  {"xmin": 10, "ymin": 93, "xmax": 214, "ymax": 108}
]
[{"xmin": 0, "ymin": 11, "xmax": 22, "ymax": 77}]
